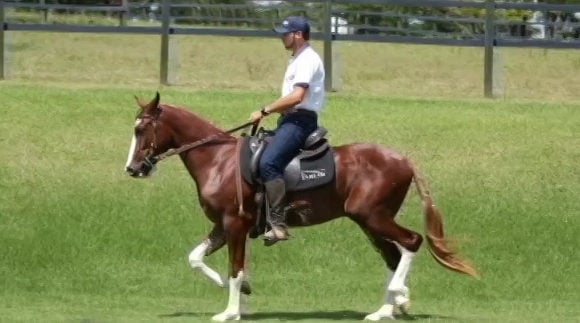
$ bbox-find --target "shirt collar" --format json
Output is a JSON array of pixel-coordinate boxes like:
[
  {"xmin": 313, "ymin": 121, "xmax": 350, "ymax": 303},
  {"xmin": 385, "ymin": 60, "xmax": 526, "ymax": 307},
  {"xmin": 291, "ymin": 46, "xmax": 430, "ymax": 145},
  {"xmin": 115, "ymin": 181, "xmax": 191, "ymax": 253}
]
[{"xmin": 291, "ymin": 43, "xmax": 310, "ymax": 58}]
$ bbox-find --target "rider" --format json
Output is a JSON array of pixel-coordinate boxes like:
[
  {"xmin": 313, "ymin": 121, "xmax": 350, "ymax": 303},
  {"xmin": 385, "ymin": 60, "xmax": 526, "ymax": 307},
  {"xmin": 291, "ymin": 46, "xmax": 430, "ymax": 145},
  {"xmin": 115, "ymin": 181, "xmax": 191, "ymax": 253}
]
[{"xmin": 249, "ymin": 16, "xmax": 327, "ymax": 243}]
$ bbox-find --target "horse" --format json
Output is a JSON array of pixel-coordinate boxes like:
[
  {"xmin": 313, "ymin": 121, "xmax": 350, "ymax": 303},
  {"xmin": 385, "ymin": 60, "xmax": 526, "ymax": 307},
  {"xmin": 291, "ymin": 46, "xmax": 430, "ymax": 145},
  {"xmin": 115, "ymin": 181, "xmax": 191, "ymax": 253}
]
[{"xmin": 124, "ymin": 92, "xmax": 478, "ymax": 321}]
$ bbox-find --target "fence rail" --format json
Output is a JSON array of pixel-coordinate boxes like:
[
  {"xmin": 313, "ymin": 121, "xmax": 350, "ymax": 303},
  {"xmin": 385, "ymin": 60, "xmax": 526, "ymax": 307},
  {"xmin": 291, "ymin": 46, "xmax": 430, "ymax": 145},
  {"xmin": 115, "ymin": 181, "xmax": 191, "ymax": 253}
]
[{"xmin": 1, "ymin": 0, "xmax": 579, "ymax": 98}]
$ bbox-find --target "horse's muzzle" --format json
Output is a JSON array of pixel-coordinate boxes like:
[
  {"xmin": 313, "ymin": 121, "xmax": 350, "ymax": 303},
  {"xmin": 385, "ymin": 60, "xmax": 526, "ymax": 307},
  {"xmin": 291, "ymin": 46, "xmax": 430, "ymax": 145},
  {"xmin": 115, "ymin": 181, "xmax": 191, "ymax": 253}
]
[
  {"xmin": 125, "ymin": 166, "xmax": 142, "ymax": 177},
  {"xmin": 126, "ymin": 160, "xmax": 156, "ymax": 178}
]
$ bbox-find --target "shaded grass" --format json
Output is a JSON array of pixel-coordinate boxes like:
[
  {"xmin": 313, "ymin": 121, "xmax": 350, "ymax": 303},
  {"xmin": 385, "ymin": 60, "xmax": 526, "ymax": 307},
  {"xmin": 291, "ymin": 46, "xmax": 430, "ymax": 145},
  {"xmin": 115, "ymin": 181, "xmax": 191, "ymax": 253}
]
[{"xmin": 0, "ymin": 85, "xmax": 579, "ymax": 322}]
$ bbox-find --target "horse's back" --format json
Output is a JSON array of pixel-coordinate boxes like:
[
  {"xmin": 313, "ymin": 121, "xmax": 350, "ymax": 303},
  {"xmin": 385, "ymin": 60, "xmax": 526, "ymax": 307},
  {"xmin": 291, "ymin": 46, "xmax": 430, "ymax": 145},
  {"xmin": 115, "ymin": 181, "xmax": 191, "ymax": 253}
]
[
  {"xmin": 331, "ymin": 142, "xmax": 415, "ymax": 187},
  {"xmin": 332, "ymin": 143, "xmax": 412, "ymax": 167}
]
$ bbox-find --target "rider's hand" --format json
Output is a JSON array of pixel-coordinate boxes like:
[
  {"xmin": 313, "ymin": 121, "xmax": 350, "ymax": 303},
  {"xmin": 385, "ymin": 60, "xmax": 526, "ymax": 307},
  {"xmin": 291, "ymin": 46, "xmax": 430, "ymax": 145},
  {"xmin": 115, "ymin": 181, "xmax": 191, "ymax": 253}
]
[
  {"xmin": 249, "ymin": 110, "xmax": 263, "ymax": 123},
  {"xmin": 249, "ymin": 108, "xmax": 270, "ymax": 123}
]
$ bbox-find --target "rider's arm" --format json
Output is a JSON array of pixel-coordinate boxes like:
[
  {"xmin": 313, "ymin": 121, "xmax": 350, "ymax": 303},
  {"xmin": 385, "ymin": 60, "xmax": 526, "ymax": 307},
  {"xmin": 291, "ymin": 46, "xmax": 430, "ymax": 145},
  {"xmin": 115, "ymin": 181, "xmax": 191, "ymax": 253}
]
[{"xmin": 262, "ymin": 85, "xmax": 307, "ymax": 115}]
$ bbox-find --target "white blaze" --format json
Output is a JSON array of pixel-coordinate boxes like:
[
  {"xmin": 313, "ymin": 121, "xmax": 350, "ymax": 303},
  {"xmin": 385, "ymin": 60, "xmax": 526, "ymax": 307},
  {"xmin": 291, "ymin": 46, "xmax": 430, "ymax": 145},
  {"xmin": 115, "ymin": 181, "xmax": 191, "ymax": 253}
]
[{"xmin": 124, "ymin": 119, "xmax": 141, "ymax": 170}]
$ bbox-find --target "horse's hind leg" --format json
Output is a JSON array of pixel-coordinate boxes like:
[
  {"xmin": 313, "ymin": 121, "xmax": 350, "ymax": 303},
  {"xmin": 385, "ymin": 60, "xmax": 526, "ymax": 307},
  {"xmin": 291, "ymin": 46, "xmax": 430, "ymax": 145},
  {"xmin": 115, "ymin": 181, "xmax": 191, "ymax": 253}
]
[
  {"xmin": 353, "ymin": 220, "xmax": 411, "ymax": 320},
  {"xmin": 361, "ymin": 214, "xmax": 422, "ymax": 321}
]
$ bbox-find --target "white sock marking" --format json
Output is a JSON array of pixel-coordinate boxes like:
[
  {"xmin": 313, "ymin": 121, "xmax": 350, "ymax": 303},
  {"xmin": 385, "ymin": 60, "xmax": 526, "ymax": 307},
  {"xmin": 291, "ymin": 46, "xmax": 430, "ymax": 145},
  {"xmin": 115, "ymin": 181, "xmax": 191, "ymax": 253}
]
[
  {"xmin": 212, "ymin": 270, "xmax": 244, "ymax": 321},
  {"xmin": 189, "ymin": 240, "xmax": 226, "ymax": 287}
]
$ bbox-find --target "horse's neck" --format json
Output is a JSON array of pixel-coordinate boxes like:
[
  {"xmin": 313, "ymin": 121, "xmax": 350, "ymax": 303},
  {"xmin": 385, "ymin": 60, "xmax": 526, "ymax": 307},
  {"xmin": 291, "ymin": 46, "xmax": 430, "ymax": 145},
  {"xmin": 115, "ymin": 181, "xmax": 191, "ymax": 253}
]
[
  {"xmin": 163, "ymin": 105, "xmax": 236, "ymax": 185},
  {"xmin": 180, "ymin": 142, "xmax": 236, "ymax": 191},
  {"xmin": 162, "ymin": 104, "xmax": 223, "ymax": 145}
]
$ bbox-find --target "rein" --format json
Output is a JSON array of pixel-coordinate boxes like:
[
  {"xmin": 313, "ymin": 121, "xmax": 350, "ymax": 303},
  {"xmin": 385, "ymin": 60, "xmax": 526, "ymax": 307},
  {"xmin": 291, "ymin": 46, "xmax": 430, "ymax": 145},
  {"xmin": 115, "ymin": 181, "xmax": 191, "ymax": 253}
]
[{"xmin": 145, "ymin": 120, "xmax": 258, "ymax": 167}]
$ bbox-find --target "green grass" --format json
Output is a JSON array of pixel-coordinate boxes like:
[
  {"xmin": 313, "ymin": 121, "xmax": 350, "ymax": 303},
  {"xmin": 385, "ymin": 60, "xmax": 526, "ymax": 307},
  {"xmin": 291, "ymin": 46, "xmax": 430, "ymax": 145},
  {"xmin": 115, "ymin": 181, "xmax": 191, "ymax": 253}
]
[{"xmin": 1, "ymin": 83, "xmax": 579, "ymax": 322}]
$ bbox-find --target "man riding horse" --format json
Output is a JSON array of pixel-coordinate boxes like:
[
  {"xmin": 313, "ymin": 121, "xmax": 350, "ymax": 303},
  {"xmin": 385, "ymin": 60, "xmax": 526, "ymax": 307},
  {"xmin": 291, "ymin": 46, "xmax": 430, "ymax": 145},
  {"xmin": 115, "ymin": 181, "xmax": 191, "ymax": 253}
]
[
  {"xmin": 124, "ymin": 16, "xmax": 478, "ymax": 322},
  {"xmin": 249, "ymin": 16, "xmax": 326, "ymax": 245}
]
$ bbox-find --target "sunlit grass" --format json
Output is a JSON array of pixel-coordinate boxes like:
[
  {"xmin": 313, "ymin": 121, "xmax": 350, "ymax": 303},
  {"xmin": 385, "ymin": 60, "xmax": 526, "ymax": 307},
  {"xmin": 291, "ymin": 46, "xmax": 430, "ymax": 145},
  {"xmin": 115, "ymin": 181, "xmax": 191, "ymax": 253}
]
[{"xmin": 0, "ymin": 84, "xmax": 578, "ymax": 321}]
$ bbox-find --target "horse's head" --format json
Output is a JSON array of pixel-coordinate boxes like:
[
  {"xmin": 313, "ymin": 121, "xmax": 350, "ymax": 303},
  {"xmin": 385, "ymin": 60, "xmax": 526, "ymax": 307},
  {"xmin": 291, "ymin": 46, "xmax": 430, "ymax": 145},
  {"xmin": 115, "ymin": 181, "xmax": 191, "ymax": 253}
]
[{"xmin": 124, "ymin": 92, "xmax": 172, "ymax": 178}]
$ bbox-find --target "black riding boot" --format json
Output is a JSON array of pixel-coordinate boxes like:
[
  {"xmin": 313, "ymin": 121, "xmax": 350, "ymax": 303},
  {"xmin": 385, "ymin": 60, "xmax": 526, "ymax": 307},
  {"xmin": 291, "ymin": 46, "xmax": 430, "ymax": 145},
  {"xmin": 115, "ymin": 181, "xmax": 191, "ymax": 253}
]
[{"xmin": 264, "ymin": 178, "xmax": 290, "ymax": 242}]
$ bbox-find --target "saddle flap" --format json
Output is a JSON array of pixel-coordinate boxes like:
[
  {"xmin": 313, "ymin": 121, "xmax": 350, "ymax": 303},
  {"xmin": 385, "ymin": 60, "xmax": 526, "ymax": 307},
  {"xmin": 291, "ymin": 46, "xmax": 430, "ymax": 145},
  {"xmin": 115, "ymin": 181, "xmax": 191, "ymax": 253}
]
[{"xmin": 240, "ymin": 135, "xmax": 335, "ymax": 192}]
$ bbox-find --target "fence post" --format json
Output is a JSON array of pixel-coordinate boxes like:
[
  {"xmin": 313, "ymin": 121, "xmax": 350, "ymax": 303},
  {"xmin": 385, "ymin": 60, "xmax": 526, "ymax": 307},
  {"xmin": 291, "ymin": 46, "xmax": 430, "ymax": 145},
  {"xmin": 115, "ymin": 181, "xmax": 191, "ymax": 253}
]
[
  {"xmin": 0, "ymin": 0, "xmax": 5, "ymax": 80},
  {"xmin": 40, "ymin": 0, "xmax": 48, "ymax": 24},
  {"xmin": 119, "ymin": 0, "xmax": 128, "ymax": 27},
  {"xmin": 160, "ymin": 0, "xmax": 170, "ymax": 85},
  {"xmin": 322, "ymin": 0, "xmax": 333, "ymax": 92},
  {"xmin": 492, "ymin": 46, "xmax": 504, "ymax": 98},
  {"xmin": 483, "ymin": 0, "xmax": 496, "ymax": 98}
]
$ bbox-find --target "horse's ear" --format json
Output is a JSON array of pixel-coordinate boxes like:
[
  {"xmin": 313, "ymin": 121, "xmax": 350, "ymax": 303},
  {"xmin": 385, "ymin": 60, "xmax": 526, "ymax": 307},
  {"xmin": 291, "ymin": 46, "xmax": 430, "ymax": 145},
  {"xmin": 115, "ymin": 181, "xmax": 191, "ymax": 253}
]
[
  {"xmin": 134, "ymin": 95, "xmax": 147, "ymax": 110},
  {"xmin": 151, "ymin": 91, "xmax": 160, "ymax": 109},
  {"xmin": 133, "ymin": 92, "xmax": 160, "ymax": 113}
]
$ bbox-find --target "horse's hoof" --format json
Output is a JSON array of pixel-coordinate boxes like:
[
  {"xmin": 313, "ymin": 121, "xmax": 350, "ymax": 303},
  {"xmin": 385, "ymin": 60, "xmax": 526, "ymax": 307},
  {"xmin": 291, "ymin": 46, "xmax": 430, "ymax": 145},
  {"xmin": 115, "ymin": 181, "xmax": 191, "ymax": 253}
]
[
  {"xmin": 211, "ymin": 311, "xmax": 240, "ymax": 321},
  {"xmin": 241, "ymin": 280, "xmax": 252, "ymax": 295},
  {"xmin": 396, "ymin": 300, "xmax": 411, "ymax": 315},
  {"xmin": 364, "ymin": 305, "xmax": 395, "ymax": 321},
  {"xmin": 392, "ymin": 286, "xmax": 410, "ymax": 314},
  {"xmin": 394, "ymin": 293, "xmax": 409, "ymax": 307},
  {"xmin": 364, "ymin": 313, "xmax": 395, "ymax": 321},
  {"xmin": 393, "ymin": 301, "xmax": 411, "ymax": 316}
]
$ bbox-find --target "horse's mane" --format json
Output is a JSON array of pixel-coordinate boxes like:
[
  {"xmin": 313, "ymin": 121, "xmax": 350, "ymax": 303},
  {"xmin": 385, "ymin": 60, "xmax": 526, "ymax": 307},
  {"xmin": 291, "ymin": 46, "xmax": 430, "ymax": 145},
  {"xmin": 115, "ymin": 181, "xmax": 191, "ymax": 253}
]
[{"xmin": 160, "ymin": 103, "xmax": 235, "ymax": 138}]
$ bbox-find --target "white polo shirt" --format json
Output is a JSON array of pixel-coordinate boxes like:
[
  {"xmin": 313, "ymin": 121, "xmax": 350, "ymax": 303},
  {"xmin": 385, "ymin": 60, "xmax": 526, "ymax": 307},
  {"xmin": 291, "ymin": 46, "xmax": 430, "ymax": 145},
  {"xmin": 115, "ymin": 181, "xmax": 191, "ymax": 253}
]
[{"xmin": 282, "ymin": 45, "xmax": 326, "ymax": 114}]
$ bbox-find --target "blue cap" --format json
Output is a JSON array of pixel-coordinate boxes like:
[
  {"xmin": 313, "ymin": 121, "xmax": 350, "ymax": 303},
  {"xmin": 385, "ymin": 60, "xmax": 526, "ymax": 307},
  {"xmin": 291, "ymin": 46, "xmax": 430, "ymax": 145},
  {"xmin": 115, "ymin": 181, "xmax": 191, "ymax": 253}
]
[{"xmin": 273, "ymin": 16, "xmax": 310, "ymax": 34}]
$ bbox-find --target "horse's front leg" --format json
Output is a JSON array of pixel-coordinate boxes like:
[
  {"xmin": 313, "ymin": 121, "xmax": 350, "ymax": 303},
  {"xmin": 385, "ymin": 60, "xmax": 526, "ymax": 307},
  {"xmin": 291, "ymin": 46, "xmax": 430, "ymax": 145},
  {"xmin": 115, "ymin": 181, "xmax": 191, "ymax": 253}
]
[
  {"xmin": 189, "ymin": 223, "xmax": 253, "ymax": 299},
  {"xmin": 188, "ymin": 224, "xmax": 228, "ymax": 287},
  {"xmin": 212, "ymin": 215, "xmax": 252, "ymax": 322}
]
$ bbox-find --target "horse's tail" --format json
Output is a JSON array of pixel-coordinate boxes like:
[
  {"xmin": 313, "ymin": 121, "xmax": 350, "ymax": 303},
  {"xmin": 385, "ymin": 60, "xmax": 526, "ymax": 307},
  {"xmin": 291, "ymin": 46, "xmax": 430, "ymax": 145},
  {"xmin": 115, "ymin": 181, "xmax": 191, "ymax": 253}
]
[{"xmin": 409, "ymin": 161, "xmax": 479, "ymax": 279}]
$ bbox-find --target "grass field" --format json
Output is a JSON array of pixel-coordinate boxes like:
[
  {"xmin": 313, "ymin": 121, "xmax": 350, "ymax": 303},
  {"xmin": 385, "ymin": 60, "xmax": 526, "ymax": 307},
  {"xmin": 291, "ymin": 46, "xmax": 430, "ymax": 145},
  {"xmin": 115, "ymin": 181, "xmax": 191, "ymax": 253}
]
[
  {"xmin": 1, "ymin": 25, "xmax": 579, "ymax": 322},
  {"xmin": 1, "ymin": 79, "xmax": 579, "ymax": 322}
]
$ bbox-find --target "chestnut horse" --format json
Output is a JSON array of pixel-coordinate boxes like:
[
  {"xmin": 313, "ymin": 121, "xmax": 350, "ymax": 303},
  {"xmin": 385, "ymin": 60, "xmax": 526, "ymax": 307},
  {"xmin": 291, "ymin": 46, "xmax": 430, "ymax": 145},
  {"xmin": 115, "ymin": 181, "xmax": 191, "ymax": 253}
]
[{"xmin": 124, "ymin": 93, "xmax": 478, "ymax": 321}]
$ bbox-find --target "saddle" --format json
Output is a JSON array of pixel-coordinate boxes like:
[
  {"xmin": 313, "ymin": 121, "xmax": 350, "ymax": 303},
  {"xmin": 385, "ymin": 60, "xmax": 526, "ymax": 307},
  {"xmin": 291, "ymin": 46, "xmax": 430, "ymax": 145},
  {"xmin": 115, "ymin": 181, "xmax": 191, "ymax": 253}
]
[{"xmin": 238, "ymin": 126, "xmax": 336, "ymax": 240}]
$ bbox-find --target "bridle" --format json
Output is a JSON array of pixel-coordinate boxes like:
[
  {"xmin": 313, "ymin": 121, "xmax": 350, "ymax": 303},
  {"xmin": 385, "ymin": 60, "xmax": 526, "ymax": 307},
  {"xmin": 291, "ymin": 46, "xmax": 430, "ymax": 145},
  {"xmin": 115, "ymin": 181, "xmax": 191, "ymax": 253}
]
[
  {"xmin": 140, "ymin": 114, "xmax": 160, "ymax": 172},
  {"xmin": 139, "ymin": 106, "xmax": 259, "ymax": 170}
]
